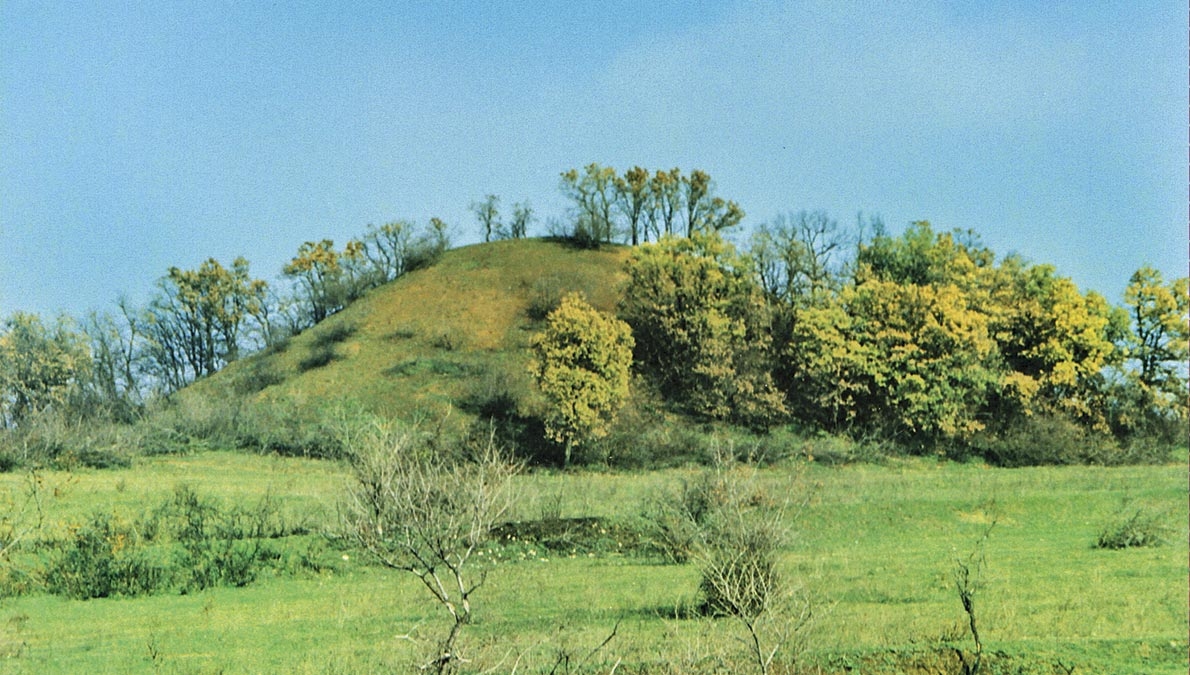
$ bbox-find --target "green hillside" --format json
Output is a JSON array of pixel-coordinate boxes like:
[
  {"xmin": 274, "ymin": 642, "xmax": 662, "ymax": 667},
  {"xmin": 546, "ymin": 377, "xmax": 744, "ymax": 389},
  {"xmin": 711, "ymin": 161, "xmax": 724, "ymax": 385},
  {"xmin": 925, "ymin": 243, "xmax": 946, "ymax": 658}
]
[{"xmin": 202, "ymin": 238, "xmax": 631, "ymax": 429}]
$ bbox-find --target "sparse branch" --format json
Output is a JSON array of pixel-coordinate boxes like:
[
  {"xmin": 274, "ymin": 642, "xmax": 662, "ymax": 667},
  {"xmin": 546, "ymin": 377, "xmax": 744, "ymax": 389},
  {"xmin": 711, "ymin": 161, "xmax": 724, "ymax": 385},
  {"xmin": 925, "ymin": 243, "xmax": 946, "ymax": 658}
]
[
  {"xmin": 341, "ymin": 421, "xmax": 520, "ymax": 674},
  {"xmin": 952, "ymin": 517, "xmax": 996, "ymax": 675}
]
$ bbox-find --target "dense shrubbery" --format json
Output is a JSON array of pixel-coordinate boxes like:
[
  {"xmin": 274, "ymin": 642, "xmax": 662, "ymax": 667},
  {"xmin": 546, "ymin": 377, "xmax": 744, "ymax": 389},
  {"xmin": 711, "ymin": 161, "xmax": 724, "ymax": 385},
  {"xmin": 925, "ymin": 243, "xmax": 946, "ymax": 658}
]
[{"xmin": 610, "ymin": 222, "xmax": 1186, "ymax": 464}]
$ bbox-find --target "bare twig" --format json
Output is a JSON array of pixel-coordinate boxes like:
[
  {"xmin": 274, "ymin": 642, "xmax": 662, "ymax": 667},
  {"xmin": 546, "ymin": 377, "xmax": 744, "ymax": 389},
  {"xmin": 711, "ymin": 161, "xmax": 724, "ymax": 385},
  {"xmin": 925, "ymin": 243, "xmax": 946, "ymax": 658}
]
[{"xmin": 341, "ymin": 421, "xmax": 520, "ymax": 674}]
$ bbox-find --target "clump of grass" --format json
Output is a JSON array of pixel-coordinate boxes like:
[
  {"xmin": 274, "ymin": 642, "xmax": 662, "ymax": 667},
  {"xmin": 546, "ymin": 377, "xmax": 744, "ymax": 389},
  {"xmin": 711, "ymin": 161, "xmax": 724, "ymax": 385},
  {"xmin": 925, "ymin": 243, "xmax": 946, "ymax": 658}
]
[
  {"xmin": 299, "ymin": 345, "xmax": 339, "ymax": 372},
  {"xmin": 311, "ymin": 321, "xmax": 357, "ymax": 349},
  {"xmin": 1096, "ymin": 506, "xmax": 1170, "ymax": 549},
  {"xmin": 429, "ymin": 329, "xmax": 466, "ymax": 351}
]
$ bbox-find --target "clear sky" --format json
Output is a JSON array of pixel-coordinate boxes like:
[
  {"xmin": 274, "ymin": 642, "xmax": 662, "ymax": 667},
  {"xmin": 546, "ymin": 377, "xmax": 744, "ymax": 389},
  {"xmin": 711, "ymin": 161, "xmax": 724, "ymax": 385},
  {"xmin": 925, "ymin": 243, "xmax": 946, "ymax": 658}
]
[{"xmin": 2, "ymin": 1, "xmax": 1186, "ymax": 318}]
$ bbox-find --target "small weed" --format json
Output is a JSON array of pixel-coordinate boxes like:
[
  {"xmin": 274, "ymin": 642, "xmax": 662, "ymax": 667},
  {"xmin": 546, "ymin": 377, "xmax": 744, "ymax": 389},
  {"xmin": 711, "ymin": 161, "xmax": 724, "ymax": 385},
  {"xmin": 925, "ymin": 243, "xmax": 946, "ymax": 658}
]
[{"xmin": 1096, "ymin": 506, "xmax": 1170, "ymax": 549}]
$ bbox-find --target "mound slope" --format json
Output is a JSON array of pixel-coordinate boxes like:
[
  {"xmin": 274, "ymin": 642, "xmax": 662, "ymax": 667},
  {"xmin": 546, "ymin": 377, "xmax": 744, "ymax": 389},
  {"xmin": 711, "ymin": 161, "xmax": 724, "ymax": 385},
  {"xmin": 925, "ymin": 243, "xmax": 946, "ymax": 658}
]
[{"xmin": 208, "ymin": 239, "xmax": 631, "ymax": 424}]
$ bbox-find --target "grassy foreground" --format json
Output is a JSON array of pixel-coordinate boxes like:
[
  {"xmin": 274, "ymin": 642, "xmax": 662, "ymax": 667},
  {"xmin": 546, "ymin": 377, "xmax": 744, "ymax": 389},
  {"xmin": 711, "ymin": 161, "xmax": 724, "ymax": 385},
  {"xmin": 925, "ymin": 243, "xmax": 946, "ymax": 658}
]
[{"xmin": 0, "ymin": 452, "xmax": 1185, "ymax": 674}]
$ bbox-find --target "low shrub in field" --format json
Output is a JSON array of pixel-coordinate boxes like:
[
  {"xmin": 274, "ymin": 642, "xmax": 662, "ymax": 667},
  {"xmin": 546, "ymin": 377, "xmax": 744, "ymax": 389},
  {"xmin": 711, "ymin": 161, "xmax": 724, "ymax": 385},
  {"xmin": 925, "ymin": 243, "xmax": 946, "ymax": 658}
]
[
  {"xmin": 640, "ymin": 449, "xmax": 813, "ymax": 675},
  {"xmin": 233, "ymin": 397, "xmax": 345, "ymax": 459},
  {"xmin": 0, "ymin": 410, "xmax": 138, "ymax": 470},
  {"xmin": 46, "ymin": 512, "xmax": 167, "ymax": 599},
  {"xmin": 134, "ymin": 394, "xmax": 241, "ymax": 455},
  {"xmin": 488, "ymin": 516, "xmax": 647, "ymax": 559},
  {"xmin": 1096, "ymin": 506, "xmax": 1170, "ymax": 549},
  {"xmin": 41, "ymin": 485, "xmax": 313, "ymax": 599}
]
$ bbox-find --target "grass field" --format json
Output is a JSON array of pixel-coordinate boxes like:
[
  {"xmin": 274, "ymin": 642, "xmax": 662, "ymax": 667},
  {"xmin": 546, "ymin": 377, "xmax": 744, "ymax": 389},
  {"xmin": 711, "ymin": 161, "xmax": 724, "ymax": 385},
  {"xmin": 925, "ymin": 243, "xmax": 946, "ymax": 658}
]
[{"xmin": 0, "ymin": 452, "xmax": 1185, "ymax": 674}]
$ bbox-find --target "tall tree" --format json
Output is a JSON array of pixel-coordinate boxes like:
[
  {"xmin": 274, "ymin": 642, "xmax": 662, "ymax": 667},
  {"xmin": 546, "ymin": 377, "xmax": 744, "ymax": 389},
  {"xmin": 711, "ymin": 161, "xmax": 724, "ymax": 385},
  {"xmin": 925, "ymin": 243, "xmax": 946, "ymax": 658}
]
[
  {"xmin": 560, "ymin": 163, "xmax": 618, "ymax": 244},
  {"xmin": 0, "ymin": 313, "xmax": 90, "ymax": 427},
  {"xmin": 283, "ymin": 240, "xmax": 343, "ymax": 326},
  {"xmin": 141, "ymin": 257, "xmax": 269, "ymax": 392},
  {"xmin": 681, "ymin": 169, "xmax": 744, "ymax": 237},
  {"xmin": 750, "ymin": 210, "xmax": 846, "ymax": 308},
  {"xmin": 649, "ymin": 168, "xmax": 683, "ymax": 239},
  {"xmin": 615, "ymin": 166, "xmax": 652, "ymax": 246},
  {"xmin": 82, "ymin": 300, "xmax": 145, "ymax": 418},
  {"xmin": 508, "ymin": 201, "xmax": 534, "ymax": 239},
  {"xmin": 470, "ymin": 194, "xmax": 501, "ymax": 243}
]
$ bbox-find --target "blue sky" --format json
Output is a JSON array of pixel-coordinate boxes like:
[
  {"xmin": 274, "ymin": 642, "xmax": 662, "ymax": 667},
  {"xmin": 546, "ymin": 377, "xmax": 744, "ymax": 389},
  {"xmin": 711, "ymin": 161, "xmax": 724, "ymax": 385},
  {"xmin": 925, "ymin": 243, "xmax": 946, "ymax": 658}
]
[{"xmin": 2, "ymin": 1, "xmax": 1185, "ymax": 318}]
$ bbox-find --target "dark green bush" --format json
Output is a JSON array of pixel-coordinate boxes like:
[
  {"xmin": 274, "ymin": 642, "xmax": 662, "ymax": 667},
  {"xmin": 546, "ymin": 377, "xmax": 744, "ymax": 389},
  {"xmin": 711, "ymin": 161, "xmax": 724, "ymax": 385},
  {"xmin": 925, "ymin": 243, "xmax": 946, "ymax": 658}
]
[
  {"xmin": 299, "ymin": 344, "xmax": 339, "ymax": 371},
  {"xmin": 232, "ymin": 398, "xmax": 344, "ymax": 459},
  {"xmin": 135, "ymin": 394, "xmax": 241, "ymax": 455},
  {"xmin": 973, "ymin": 415, "xmax": 1119, "ymax": 467},
  {"xmin": 231, "ymin": 358, "xmax": 286, "ymax": 394},
  {"xmin": 311, "ymin": 321, "xmax": 357, "ymax": 349},
  {"xmin": 525, "ymin": 277, "xmax": 566, "ymax": 321}
]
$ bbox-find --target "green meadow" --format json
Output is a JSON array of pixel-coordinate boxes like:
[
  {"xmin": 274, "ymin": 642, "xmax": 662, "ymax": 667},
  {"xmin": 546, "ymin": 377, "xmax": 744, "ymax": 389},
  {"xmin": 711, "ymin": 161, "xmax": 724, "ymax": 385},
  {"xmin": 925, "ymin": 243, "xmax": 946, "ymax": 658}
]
[{"xmin": 1, "ymin": 452, "xmax": 1184, "ymax": 674}]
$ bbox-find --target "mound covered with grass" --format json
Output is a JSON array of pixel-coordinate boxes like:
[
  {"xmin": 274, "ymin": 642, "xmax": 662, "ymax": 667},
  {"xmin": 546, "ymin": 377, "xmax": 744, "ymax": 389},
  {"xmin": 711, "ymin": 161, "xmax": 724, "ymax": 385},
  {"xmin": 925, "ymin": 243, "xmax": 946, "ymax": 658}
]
[{"xmin": 194, "ymin": 238, "xmax": 631, "ymax": 436}]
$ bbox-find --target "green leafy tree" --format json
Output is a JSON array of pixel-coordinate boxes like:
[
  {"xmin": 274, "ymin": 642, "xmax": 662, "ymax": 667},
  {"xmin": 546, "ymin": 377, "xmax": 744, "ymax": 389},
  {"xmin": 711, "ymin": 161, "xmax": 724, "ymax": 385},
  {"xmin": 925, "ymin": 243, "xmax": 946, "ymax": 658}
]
[
  {"xmin": 784, "ymin": 223, "xmax": 1001, "ymax": 444},
  {"xmin": 985, "ymin": 260, "xmax": 1120, "ymax": 428},
  {"xmin": 1106, "ymin": 266, "xmax": 1190, "ymax": 438},
  {"xmin": 620, "ymin": 234, "xmax": 786, "ymax": 428},
  {"xmin": 1123, "ymin": 266, "xmax": 1189, "ymax": 392},
  {"xmin": 0, "ymin": 312, "xmax": 91, "ymax": 427},
  {"xmin": 787, "ymin": 278, "xmax": 997, "ymax": 444},
  {"xmin": 530, "ymin": 293, "xmax": 634, "ymax": 466}
]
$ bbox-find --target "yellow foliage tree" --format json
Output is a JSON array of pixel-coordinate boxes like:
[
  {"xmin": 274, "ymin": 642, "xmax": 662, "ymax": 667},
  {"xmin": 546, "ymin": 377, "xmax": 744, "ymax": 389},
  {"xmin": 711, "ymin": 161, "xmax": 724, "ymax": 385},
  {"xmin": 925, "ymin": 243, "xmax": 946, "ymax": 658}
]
[
  {"xmin": 986, "ymin": 261, "xmax": 1120, "ymax": 428},
  {"xmin": 530, "ymin": 293, "xmax": 634, "ymax": 466},
  {"xmin": 0, "ymin": 313, "xmax": 90, "ymax": 427},
  {"xmin": 619, "ymin": 234, "xmax": 786, "ymax": 428}
]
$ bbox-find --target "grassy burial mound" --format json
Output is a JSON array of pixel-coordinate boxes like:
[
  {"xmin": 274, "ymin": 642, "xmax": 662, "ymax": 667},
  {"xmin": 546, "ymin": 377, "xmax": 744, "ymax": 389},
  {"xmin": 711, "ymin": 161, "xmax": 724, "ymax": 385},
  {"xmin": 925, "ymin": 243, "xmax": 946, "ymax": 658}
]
[{"xmin": 176, "ymin": 238, "xmax": 632, "ymax": 455}]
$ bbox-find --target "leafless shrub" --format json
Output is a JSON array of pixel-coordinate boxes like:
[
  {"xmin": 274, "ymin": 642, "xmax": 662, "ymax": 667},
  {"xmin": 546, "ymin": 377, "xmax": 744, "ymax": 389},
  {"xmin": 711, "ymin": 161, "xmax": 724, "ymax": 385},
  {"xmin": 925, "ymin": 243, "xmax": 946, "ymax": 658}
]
[
  {"xmin": 645, "ymin": 445, "xmax": 813, "ymax": 675},
  {"xmin": 340, "ymin": 420, "xmax": 520, "ymax": 674},
  {"xmin": 952, "ymin": 517, "xmax": 996, "ymax": 675}
]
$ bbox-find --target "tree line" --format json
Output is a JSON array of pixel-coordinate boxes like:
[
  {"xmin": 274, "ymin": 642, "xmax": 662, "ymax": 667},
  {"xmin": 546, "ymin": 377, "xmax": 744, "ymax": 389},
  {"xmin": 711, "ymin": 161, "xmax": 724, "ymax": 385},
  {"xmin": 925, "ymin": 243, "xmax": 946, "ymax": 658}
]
[
  {"xmin": 0, "ymin": 218, "xmax": 449, "ymax": 428},
  {"xmin": 1, "ymin": 163, "xmax": 1185, "ymax": 462},
  {"xmin": 529, "ymin": 175, "xmax": 1187, "ymax": 459}
]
